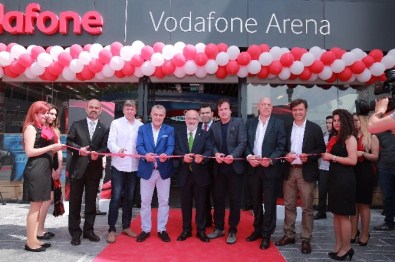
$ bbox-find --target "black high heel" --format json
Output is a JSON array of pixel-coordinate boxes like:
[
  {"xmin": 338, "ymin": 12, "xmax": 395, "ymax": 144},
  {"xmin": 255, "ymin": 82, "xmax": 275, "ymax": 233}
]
[
  {"xmin": 332, "ymin": 248, "xmax": 354, "ymax": 261},
  {"xmin": 350, "ymin": 230, "xmax": 359, "ymax": 244},
  {"xmin": 357, "ymin": 233, "xmax": 370, "ymax": 246},
  {"xmin": 328, "ymin": 250, "xmax": 340, "ymax": 259},
  {"xmin": 24, "ymin": 245, "xmax": 46, "ymax": 252}
]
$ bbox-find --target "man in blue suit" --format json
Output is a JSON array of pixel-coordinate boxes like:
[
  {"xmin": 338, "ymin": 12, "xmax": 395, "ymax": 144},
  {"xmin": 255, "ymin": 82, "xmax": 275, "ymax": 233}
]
[{"xmin": 135, "ymin": 105, "xmax": 175, "ymax": 243}]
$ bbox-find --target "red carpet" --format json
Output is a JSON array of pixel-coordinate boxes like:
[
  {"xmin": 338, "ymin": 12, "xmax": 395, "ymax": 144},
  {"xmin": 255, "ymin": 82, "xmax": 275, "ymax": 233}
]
[{"xmin": 94, "ymin": 209, "xmax": 285, "ymax": 262}]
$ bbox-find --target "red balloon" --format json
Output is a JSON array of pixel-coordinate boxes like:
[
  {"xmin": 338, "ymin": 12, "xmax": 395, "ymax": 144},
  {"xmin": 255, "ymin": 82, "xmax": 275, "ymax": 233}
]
[
  {"xmin": 290, "ymin": 47, "xmax": 307, "ymax": 61},
  {"xmin": 338, "ymin": 67, "xmax": 352, "ymax": 81},
  {"xmin": 122, "ymin": 61, "xmax": 135, "ymax": 76},
  {"xmin": 9, "ymin": 61, "xmax": 25, "ymax": 75},
  {"xmin": 268, "ymin": 61, "xmax": 282, "ymax": 75},
  {"xmin": 205, "ymin": 43, "xmax": 219, "ymax": 59},
  {"xmin": 369, "ymin": 49, "xmax": 384, "ymax": 62},
  {"xmin": 131, "ymin": 55, "xmax": 144, "ymax": 67},
  {"xmin": 48, "ymin": 61, "xmax": 63, "ymax": 75},
  {"xmin": 110, "ymin": 42, "xmax": 123, "ymax": 56},
  {"xmin": 259, "ymin": 44, "xmax": 270, "ymax": 53},
  {"xmin": 153, "ymin": 42, "xmax": 165, "ymax": 53},
  {"xmin": 31, "ymin": 46, "xmax": 45, "ymax": 60},
  {"xmin": 289, "ymin": 74, "xmax": 298, "ymax": 80},
  {"xmin": 18, "ymin": 53, "xmax": 33, "ymax": 67},
  {"xmin": 257, "ymin": 66, "xmax": 269, "ymax": 79},
  {"xmin": 172, "ymin": 54, "xmax": 186, "ymax": 67},
  {"xmin": 195, "ymin": 53, "xmax": 208, "ymax": 66},
  {"xmin": 226, "ymin": 60, "xmax": 240, "ymax": 75},
  {"xmin": 76, "ymin": 72, "xmax": 85, "ymax": 81},
  {"xmin": 330, "ymin": 47, "xmax": 346, "ymax": 59},
  {"xmin": 299, "ymin": 68, "xmax": 312, "ymax": 81},
  {"xmin": 70, "ymin": 44, "xmax": 83, "ymax": 58},
  {"xmin": 215, "ymin": 66, "xmax": 227, "ymax": 79},
  {"xmin": 45, "ymin": 46, "xmax": 52, "ymax": 53},
  {"xmin": 98, "ymin": 49, "xmax": 112, "ymax": 64},
  {"xmin": 366, "ymin": 75, "xmax": 377, "ymax": 85},
  {"xmin": 162, "ymin": 60, "xmax": 176, "ymax": 75},
  {"xmin": 141, "ymin": 46, "xmax": 154, "ymax": 60},
  {"xmin": 326, "ymin": 73, "xmax": 337, "ymax": 83},
  {"xmin": 362, "ymin": 55, "xmax": 375, "ymax": 67},
  {"xmin": 237, "ymin": 52, "xmax": 251, "ymax": 66},
  {"xmin": 320, "ymin": 51, "xmax": 336, "ymax": 65},
  {"xmin": 83, "ymin": 44, "xmax": 92, "ymax": 52},
  {"xmin": 309, "ymin": 60, "xmax": 324, "ymax": 74},
  {"xmin": 247, "ymin": 45, "xmax": 261, "ymax": 60},
  {"xmin": 378, "ymin": 74, "xmax": 386, "ymax": 82},
  {"xmin": 154, "ymin": 66, "xmax": 166, "ymax": 78},
  {"xmin": 58, "ymin": 52, "xmax": 72, "ymax": 67},
  {"xmin": 81, "ymin": 65, "xmax": 95, "ymax": 80},
  {"xmin": 350, "ymin": 61, "xmax": 366, "ymax": 74},
  {"xmin": 217, "ymin": 43, "xmax": 228, "ymax": 52},
  {"xmin": 280, "ymin": 53, "xmax": 295, "ymax": 67},
  {"xmin": 114, "ymin": 70, "xmax": 125, "ymax": 78},
  {"xmin": 43, "ymin": 68, "xmax": 58, "ymax": 81},
  {"xmin": 4, "ymin": 66, "xmax": 19, "ymax": 78},
  {"xmin": 88, "ymin": 59, "xmax": 104, "ymax": 73},
  {"xmin": 183, "ymin": 44, "xmax": 197, "ymax": 60}
]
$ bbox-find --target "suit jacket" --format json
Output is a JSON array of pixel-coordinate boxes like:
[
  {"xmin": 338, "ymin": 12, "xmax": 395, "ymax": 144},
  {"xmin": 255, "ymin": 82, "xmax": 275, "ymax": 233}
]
[
  {"xmin": 283, "ymin": 120, "xmax": 326, "ymax": 182},
  {"xmin": 174, "ymin": 126, "xmax": 213, "ymax": 187},
  {"xmin": 136, "ymin": 123, "xmax": 174, "ymax": 180},
  {"xmin": 210, "ymin": 117, "xmax": 247, "ymax": 175},
  {"xmin": 245, "ymin": 116, "xmax": 286, "ymax": 179},
  {"xmin": 67, "ymin": 119, "xmax": 109, "ymax": 180}
]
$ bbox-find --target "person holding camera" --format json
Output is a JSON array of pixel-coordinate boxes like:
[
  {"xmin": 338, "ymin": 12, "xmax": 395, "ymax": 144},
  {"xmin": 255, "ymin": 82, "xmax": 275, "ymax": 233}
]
[{"xmin": 368, "ymin": 97, "xmax": 395, "ymax": 134}]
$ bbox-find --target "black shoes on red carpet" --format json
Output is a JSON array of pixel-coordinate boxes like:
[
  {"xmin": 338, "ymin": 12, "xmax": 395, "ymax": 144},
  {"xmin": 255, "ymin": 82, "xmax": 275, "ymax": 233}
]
[
  {"xmin": 177, "ymin": 231, "xmax": 192, "ymax": 241},
  {"xmin": 136, "ymin": 231, "xmax": 150, "ymax": 242},
  {"xmin": 246, "ymin": 231, "xmax": 262, "ymax": 242},
  {"xmin": 158, "ymin": 231, "xmax": 171, "ymax": 242}
]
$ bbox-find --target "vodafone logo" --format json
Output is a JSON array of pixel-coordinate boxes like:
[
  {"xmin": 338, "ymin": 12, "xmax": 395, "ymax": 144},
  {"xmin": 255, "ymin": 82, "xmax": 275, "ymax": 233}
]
[{"xmin": 0, "ymin": 3, "xmax": 104, "ymax": 35}]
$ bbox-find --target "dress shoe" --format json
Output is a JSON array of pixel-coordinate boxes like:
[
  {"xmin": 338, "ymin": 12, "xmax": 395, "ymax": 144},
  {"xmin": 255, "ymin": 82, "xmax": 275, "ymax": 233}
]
[
  {"xmin": 136, "ymin": 231, "xmax": 150, "ymax": 242},
  {"xmin": 374, "ymin": 223, "xmax": 395, "ymax": 231},
  {"xmin": 275, "ymin": 235, "xmax": 295, "ymax": 246},
  {"xmin": 314, "ymin": 212, "xmax": 327, "ymax": 220},
  {"xmin": 40, "ymin": 243, "xmax": 51, "ymax": 248},
  {"xmin": 350, "ymin": 230, "xmax": 359, "ymax": 243},
  {"xmin": 83, "ymin": 232, "xmax": 100, "ymax": 242},
  {"xmin": 106, "ymin": 231, "xmax": 116, "ymax": 243},
  {"xmin": 328, "ymin": 250, "xmax": 339, "ymax": 259},
  {"xmin": 96, "ymin": 209, "xmax": 107, "ymax": 216},
  {"xmin": 301, "ymin": 240, "xmax": 312, "ymax": 254},
  {"xmin": 332, "ymin": 248, "xmax": 354, "ymax": 261},
  {"xmin": 226, "ymin": 232, "xmax": 237, "ymax": 244},
  {"xmin": 158, "ymin": 231, "xmax": 171, "ymax": 242},
  {"xmin": 196, "ymin": 232, "xmax": 210, "ymax": 243},
  {"xmin": 177, "ymin": 231, "xmax": 192, "ymax": 241},
  {"xmin": 24, "ymin": 245, "xmax": 46, "ymax": 252},
  {"xmin": 260, "ymin": 237, "xmax": 271, "ymax": 250},
  {"xmin": 71, "ymin": 236, "xmax": 81, "ymax": 246},
  {"xmin": 37, "ymin": 234, "xmax": 51, "ymax": 240},
  {"xmin": 207, "ymin": 229, "xmax": 225, "ymax": 239},
  {"xmin": 246, "ymin": 231, "xmax": 262, "ymax": 242},
  {"xmin": 357, "ymin": 233, "xmax": 370, "ymax": 246},
  {"xmin": 122, "ymin": 228, "xmax": 137, "ymax": 238}
]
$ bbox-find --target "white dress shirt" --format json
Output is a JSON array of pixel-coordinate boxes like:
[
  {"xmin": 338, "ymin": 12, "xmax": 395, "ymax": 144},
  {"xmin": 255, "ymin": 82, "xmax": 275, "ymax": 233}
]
[
  {"xmin": 253, "ymin": 116, "xmax": 270, "ymax": 157},
  {"xmin": 107, "ymin": 116, "xmax": 143, "ymax": 172},
  {"xmin": 290, "ymin": 119, "xmax": 306, "ymax": 165}
]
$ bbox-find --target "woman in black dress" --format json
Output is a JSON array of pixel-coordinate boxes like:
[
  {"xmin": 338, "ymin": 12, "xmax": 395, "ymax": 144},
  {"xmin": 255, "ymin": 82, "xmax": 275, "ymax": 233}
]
[
  {"xmin": 350, "ymin": 114, "xmax": 379, "ymax": 246},
  {"xmin": 322, "ymin": 109, "xmax": 357, "ymax": 260},
  {"xmin": 22, "ymin": 101, "xmax": 63, "ymax": 252}
]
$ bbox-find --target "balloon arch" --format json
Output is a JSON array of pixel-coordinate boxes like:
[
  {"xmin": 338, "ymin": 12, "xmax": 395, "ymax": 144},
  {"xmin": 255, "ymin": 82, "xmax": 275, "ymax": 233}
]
[{"xmin": 0, "ymin": 41, "xmax": 393, "ymax": 85}]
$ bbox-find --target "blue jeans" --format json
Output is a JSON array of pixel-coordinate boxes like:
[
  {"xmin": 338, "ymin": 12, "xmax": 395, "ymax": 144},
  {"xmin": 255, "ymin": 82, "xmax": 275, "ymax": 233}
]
[
  {"xmin": 108, "ymin": 167, "xmax": 137, "ymax": 232},
  {"xmin": 379, "ymin": 168, "xmax": 395, "ymax": 226}
]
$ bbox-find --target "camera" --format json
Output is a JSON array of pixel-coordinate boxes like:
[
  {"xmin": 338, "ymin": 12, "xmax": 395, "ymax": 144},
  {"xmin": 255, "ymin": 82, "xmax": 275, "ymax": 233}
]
[{"xmin": 355, "ymin": 69, "xmax": 395, "ymax": 116}]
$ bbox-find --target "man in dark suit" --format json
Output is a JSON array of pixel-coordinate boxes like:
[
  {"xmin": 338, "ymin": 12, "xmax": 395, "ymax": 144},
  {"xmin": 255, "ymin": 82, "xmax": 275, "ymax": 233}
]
[
  {"xmin": 207, "ymin": 98, "xmax": 247, "ymax": 244},
  {"xmin": 135, "ymin": 104, "xmax": 174, "ymax": 243},
  {"xmin": 275, "ymin": 98, "xmax": 325, "ymax": 254},
  {"xmin": 245, "ymin": 97, "xmax": 286, "ymax": 250},
  {"xmin": 175, "ymin": 110, "xmax": 213, "ymax": 242},
  {"xmin": 67, "ymin": 99, "xmax": 109, "ymax": 246}
]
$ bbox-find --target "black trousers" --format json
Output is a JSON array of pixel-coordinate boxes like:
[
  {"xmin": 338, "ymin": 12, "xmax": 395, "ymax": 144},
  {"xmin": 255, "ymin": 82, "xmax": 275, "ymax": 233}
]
[
  {"xmin": 68, "ymin": 166, "xmax": 101, "ymax": 238},
  {"xmin": 248, "ymin": 166, "xmax": 280, "ymax": 238},
  {"xmin": 317, "ymin": 169, "xmax": 329, "ymax": 213},
  {"xmin": 212, "ymin": 165, "xmax": 242, "ymax": 233}
]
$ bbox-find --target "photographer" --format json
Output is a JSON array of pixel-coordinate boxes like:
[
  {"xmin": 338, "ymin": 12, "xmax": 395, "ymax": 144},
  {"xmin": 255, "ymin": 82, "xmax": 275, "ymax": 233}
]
[{"xmin": 368, "ymin": 97, "xmax": 395, "ymax": 134}]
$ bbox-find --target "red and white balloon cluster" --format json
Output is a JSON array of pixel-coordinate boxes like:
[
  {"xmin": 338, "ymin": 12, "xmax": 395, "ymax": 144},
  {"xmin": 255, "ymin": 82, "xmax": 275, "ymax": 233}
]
[{"xmin": 0, "ymin": 41, "xmax": 394, "ymax": 84}]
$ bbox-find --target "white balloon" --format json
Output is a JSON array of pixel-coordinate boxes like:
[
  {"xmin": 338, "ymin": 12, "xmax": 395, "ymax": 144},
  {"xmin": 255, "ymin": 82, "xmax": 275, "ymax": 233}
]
[
  {"xmin": 318, "ymin": 66, "xmax": 332, "ymax": 80},
  {"xmin": 330, "ymin": 59, "xmax": 345, "ymax": 73},
  {"xmin": 79, "ymin": 51, "xmax": 92, "ymax": 65},
  {"xmin": 110, "ymin": 56, "xmax": 125, "ymax": 71},
  {"xmin": 49, "ymin": 46, "xmax": 64, "ymax": 61},
  {"xmin": 216, "ymin": 52, "xmax": 230, "ymax": 66},
  {"xmin": 0, "ymin": 51, "xmax": 12, "ymax": 66},
  {"xmin": 174, "ymin": 42, "xmax": 185, "ymax": 54},
  {"xmin": 350, "ymin": 48, "xmax": 366, "ymax": 60},
  {"xmin": 204, "ymin": 59, "xmax": 218, "ymax": 74},
  {"xmin": 347, "ymin": 74, "xmax": 357, "ymax": 83},
  {"xmin": 102, "ymin": 64, "xmax": 115, "ymax": 77},
  {"xmin": 10, "ymin": 44, "xmax": 26, "ymax": 59},
  {"xmin": 30, "ymin": 62, "xmax": 45, "ymax": 75},
  {"xmin": 195, "ymin": 43, "xmax": 206, "ymax": 53},
  {"xmin": 62, "ymin": 67, "xmax": 76, "ymax": 81},
  {"xmin": 69, "ymin": 59, "xmax": 83, "ymax": 73},
  {"xmin": 174, "ymin": 67, "xmax": 186, "ymax": 78},
  {"xmin": 184, "ymin": 60, "xmax": 197, "ymax": 75},
  {"xmin": 280, "ymin": 47, "xmax": 290, "ymax": 55},
  {"xmin": 24, "ymin": 68, "xmax": 36, "ymax": 79},
  {"xmin": 309, "ymin": 46, "xmax": 323, "ymax": 58},
  {"xmin": 141, "ymin": 61, "xmax": 155, "ymax": 76},
  {"xmin": 120, "ymin": 46, "xmax": 134, "ymax": 61},
  {"xmin": 151, "ymin": 53, "xmax": 165, "ymax": 67},
  {"xmin": 247, "ymin": 60, "xmax": 261, "ymax": 74},
  {"xmin": 131, "ymin": 41, "xmax": 145, "ymax": 53},
  {"xmin": 259, "ymin": 52, "xmax": 273, "ymax": 66},
  {"xmin": 90, "ymin": 43, "xmax": 103, "ymax": 59},
  {"xmin": 290, "ymin": 61, "xmax": 304, "ymax": 75},
  {"xmin": 388, "ymin": 49, "xmax": 395, "ymax": 57},
  {"xmin": 370, "ymin": 62, "xmax": 385, "ymax": 76},
  {"xmin": 309, "ymin": 73, "xmax": 318, "ymax": 81},
  {"xmin": 270, "ymin": 46, "xmax": 282, "ymax": 60},
  {"xmin": 301, "ymin": 52, "xmax": 315, "ymax": 67},
  {"xmin": 134, "ymin": 67, "xmax": 144, "ymax": 77},
  {"xmin": 267, "ymin": 73, "xmax": 276, "ymax": 79},
  {"xmin": 357, "ymin": 69, "xmax": 371, "ymax": 82},
  {"xmin": 196, "ymin": 66, "xmax": 207, "ymax": 78},
  {"xmin": 27, "ymin": 45, "xmax": 36, "ymax": 53},
  {"xmin": 341, "ymin": 52, "xmax": 356, "ymax": 66},
  {"xmin": 104, "ymin": 45, "xmax": 111, "ymax": 50},
  {"xmin": 279, "ymin": 68, "xmax": 291, "ymax": 80},
  {"xmin": 95, "ymin": 72, "xmax": 105, "ymax": 80},
  {"xmin": 381, "ymin": 55, "xmax": 395, "ymax": 69},
  {"xmin": 37, "ymin": 53, "xmax": 53, "ymax": 67},
  {"xmin": 227, "ymin": 46, "xmax": 240, "ymax": 60},
  {"xmin": 237, "ymin": 66, "xmax": 248, "ymax": 78}
]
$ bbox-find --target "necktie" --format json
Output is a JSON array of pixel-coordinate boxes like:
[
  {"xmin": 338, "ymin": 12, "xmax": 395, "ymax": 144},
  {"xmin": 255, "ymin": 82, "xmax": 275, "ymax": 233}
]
[
  {"xmin": 188, "ymin": 132, "xmax": 194, "ymax": 152},
  {"xmin": 204, "ymin": 123, "xmax": 208, "ymax": 131},
  {"xmin": 89, "ymin": 121, "xmax": 95, "ymax": 139}
]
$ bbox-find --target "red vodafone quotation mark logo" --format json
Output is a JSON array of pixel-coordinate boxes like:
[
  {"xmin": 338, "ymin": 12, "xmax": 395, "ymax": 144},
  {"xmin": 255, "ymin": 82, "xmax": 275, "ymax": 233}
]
[{"xmin": 0, "ymin": 3, "xmax": 104, "ymax": 35}]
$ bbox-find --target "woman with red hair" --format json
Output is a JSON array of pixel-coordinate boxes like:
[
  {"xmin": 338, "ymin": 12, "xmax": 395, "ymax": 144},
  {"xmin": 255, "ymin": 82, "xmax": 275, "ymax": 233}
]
[{"xmin": 22, "ymin": 101, "xmax": 63, "ymax": 252}]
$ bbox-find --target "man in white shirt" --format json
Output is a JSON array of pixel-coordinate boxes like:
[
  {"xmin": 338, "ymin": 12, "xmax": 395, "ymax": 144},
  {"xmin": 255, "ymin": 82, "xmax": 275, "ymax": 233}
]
[{"xmin": 106, "ymin": 100, "xmax": 143, "ymax": 243}]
